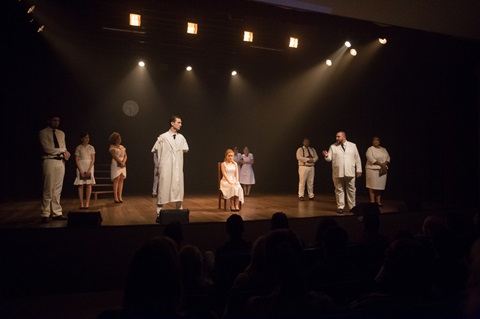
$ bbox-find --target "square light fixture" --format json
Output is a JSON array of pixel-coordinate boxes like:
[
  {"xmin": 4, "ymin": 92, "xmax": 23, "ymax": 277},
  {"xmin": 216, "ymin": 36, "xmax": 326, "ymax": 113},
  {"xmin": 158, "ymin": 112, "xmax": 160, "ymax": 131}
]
[
  {"xmin": 129, "ymin": 13, "xmax": 141, "ymax": 27},
  {"xmin": 243, "ymin": 31, "xmax": 253, "ymax": 42},
  {"xmin": 187, "ymin": 22, "xmax": 198, "ymax": 34},
  {"xmin": 289, "ymin": 37, "xmax": 298, "ymax": 48}
]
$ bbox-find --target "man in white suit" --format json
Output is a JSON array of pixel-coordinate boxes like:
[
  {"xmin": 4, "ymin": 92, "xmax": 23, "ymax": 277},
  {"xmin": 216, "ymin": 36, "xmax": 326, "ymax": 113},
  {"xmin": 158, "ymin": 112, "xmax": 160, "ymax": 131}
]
[
  {"xmin": 151, "ymin": 115, "xmax": 189, "ymax": 223},
  {"xmin": 322, "ymin": 131, "xmax": 362, "ymax": 214}
]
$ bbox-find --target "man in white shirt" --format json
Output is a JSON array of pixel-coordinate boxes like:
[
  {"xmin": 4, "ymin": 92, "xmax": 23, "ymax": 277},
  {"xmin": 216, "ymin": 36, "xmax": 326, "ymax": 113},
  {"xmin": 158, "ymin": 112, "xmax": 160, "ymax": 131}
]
[
  {"xmin": 323, "ymin": 131, "xmax": 362, "ymax": 214},
  {"xmin": 39, "ymin": 115, "xmax": 71, "ymax": 223},
  {"xmin": 296, "ymin": 138, "xmax": 318, "ymax": 201}
]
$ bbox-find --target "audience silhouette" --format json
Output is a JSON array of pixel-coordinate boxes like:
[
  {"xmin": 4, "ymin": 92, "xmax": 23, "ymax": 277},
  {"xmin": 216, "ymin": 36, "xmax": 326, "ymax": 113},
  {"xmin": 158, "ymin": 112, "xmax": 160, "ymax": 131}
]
[
  {"xmin": 225, "ymin": 235, "xmax": 277, "ymax": 318},
  {"xmin": 178, "ymin": 244, "xmax": 217, "ymax": 319},
  {"xmin": 271, "ymin": 212, "xmax": 289, "ymax": 230},
  {"xmin": 93, "ymin": 209, "xmax": 479, "ymax": 319},
  {"xmin": 247, "ymin": 229, "xmax": 337, "ymax": 318},
  {"xmin": 163, "ymin": 220, "xmax": 184, "ymax": 250},
  {"xmin": 211, "ymin": 214, "xmax": 252, "ymax": 315},
  {"xmin": 98, "ymin": 236, "xmax": 182, "ymax": 319}
]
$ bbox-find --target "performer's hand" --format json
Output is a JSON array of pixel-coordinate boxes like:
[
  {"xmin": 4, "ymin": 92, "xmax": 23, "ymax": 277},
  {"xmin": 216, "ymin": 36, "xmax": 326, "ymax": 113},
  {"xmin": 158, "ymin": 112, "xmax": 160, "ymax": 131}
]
[
  {"xmin": 356, "ymin": 172, "xmax": 362, "ymax": 178},
  {"xmin": 322, "ymin": 150, "xmax": 328, "ymax": 156},
  {"xmin": 64, "ymin": 151, "xmax": 71, "ymax": 161}
]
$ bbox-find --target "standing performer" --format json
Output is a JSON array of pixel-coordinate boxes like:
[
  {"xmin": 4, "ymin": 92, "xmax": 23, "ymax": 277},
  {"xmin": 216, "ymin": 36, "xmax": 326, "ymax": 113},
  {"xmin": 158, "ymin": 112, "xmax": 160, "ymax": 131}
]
[
  {"xmin": 365, "ymin": 136, "xmax": 391, "ymax": 206},
  {"xmin": 151, "ymin": 115, "xmax": 189, "ymax": 223},
  {"xmin": 322, "ymin": 131, "xmax": 362, "ymax": 214},
  {"xmin": 239, "ymin": 146, "xmax": 255, "ymax": 196},
  {"xmin": 39, "ymin": 115, "xmax": 71, "ymax": 223},
  {"xmin": 296, "ymin": 137, "xmax": 318, "ymax": 201},
  {"xmin": 73, "ymin": 131, "xmax": 96, "ymax": 209},
  {"xmin": 109, "ymin": 132, "xmax": 127, "ymax": 203}
]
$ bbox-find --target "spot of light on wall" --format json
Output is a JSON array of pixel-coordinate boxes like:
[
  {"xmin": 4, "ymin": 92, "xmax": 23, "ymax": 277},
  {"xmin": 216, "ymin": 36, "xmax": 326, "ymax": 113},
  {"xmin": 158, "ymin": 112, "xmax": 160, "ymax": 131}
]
[
  {"xmin": 187, "ymin": 22, "xmax": 198, "ymax": 34},
  {"xmin": 138, "ymin": 61, "xmax": 145, "ymax": 67},
  {"xmin": 37, "ymin": 25, "xmax": 44, "ymax": 33},
  {"xmin": 27, "ymin": 5, "xmax": 35, "ymax": 14},
  {"xmin": 326, "ymin": 59, "xmax": 332, "ymax": 66},
  {"xmin": 378, "ymin": 38, "xmax": 387, "ymax": 44},
  {"xmin": 344, "ymin": 41, "xmax": 351, "ymax": 48},
  {"xmin": 350, "ymin": 48, "xmax": 357, "ymax": 56},
  {"xmin": 129, "ymin": 13, "xmax": 141, "ymax": 27},
  {"xmin": 231, "ymin": 70, "xmax": 237, "ymax": 76},
  {"xmin": 186, "ymin": 66, "xmax": 192, "ymax": 71},
  {"xmin": 243, "ymin": 31, "xmax": 253, "ymax": 42},
  {"xmin": 289, "ymin": 37, "xmax": 298, "ymax": 48}
]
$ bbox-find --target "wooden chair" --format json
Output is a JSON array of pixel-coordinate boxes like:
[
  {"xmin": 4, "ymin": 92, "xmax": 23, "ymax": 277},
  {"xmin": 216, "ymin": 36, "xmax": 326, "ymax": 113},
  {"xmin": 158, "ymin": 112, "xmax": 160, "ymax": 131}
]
[
  {"xmin": 218, "ymin": 162, "xmax": 227, "ymax": 210},
  {"xmin": 218, "ymin": 162, "xmax": 242, "ymax": 211}
]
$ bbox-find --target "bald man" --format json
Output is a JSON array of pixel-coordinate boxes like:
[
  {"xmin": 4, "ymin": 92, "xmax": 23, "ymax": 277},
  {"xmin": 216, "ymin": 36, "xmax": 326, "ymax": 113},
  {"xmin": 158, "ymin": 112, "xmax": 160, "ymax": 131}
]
[{"xmin": 322, "ymin": 131, "xmax": 362, "ymax": 214}]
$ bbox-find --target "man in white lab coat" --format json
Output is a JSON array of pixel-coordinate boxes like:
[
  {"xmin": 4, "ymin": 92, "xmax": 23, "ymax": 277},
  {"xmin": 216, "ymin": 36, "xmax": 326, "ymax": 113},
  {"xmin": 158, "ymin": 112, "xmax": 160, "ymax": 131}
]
[
  {"xmin": 151, "ymin": 115, "xmax": 189, "ymax": 223},
  {"xmin": 322, "ymin": 131, "xmax": 362, "ymax": 214}
]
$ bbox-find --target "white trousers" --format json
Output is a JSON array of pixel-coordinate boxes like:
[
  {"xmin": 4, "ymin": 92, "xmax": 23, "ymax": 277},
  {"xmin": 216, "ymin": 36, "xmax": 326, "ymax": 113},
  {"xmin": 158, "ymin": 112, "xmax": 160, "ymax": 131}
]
[
  {"xmin": 298, "ymin": 166, "xmax": 315, "ymax": 198},
  {"xmin": 41, "ymin": 159, "xmax": 65, "ymax": 217},
  {"xmin": 333, "ymin": 176, "xmax": 356, "ymax": 210}
]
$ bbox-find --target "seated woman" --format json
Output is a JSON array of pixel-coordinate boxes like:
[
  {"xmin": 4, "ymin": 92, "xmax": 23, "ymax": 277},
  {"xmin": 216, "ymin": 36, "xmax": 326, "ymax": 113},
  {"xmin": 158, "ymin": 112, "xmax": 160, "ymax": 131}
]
[{"xmin": 220, "ymin": 149, "xmax": 244, "ymax": 211}]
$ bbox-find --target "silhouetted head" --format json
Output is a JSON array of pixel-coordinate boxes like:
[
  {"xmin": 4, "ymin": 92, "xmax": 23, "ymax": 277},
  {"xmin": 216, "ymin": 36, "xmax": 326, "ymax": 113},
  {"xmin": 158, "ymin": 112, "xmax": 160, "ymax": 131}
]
[
  {"xmin": 314, "ymin": 218, "xmax": 338, "ymax": 247},
  {"xmin": 226, "ymin": 214, "xmax": 244, "ymax": 239},
  {"xmin": 271, "ymin": 212, "xmax": 289, "ymax": 230},
  {"xmin": 163, "ymin": 220, "xmax": 184, "ymax": 249}
]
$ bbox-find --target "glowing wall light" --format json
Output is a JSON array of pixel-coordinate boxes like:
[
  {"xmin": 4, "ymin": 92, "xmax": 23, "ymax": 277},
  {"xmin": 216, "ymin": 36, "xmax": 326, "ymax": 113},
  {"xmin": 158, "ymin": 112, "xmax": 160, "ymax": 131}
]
[
  {"xmin": 289, "ymin": 37, "xmax": 298, "ymax": 48},
  {"xmin": 243, "ymin": 31, "xmax": 253, "ymax": 42},
  {"xmin": 187, "ymin": 22, "xmax": 198, "ymax": 34},
  {"xmin": 129, "ymin": 13, "xmax": 141, "ymax": 26}
]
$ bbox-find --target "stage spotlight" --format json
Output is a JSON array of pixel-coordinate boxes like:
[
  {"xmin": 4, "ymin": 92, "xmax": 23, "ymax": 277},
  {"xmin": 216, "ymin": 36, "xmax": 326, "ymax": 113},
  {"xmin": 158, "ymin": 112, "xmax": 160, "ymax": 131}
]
[
  {"xmin": 243, "ymin": 31, "xmax": 253, "ymax": 42},
  {"xmin": 326, "ymin": 59, "xmax": 332, "ymax": 66},
  {"xmin": 186, "ymin": 66, "xmax": 192, "ymax": 71},
  {"xmin": 350, "ymin": 48, "xmax": 357, "ymax": 56},
  {"xmin": 138, "ymin": 61, "xmax": 145, "ymax": 67},
  {"xmin": 289, "ymin": 37, "xmax": 298, "ymax": 48},
  {"xmin": 345, "ymin": 41, "xmax": 352, "ymax": 48},
  {"xmin": 378, "ymin": 38, "xmax": 387, "ymax": 44},
  {"xmin": 27, "ymin": 5, "xmax": 35, "ymax": 14},
  {"xmin": 187, "ymin": 22, "xmax": 198, "ymax": 34},
  {"xmin": 231, "ymin": 70, "xmax": 237, "ymax": 76},
  {"xmin": 129, "ymin": 13, "xmax": 141, "ymax": 27}
]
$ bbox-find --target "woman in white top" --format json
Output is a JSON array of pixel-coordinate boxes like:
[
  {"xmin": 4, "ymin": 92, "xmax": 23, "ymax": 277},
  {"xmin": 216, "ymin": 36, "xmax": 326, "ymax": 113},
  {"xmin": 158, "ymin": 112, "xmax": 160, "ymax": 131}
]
[
  {"xmin": 365, "ymin": 136, "xmax": 390, "ymax": 206},
  {"xmin": 220, "ymin": 149, "xmax": 244, "ymax": 211},
  {"xmin": 109, "ymin": 132, "xmax": 127, "ymax": 203},
  {"xmin": 239, "ymin": 146, "xmax": 255, "ymax": 196},
  {"xmin": 74, "ymin": 131, "xmax": 96, "ymax": 209}
]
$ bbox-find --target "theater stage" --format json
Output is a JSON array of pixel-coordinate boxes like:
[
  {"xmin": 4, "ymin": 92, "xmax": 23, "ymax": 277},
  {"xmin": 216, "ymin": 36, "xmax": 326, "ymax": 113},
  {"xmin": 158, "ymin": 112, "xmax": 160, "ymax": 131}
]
[{"xmin": 0, "ymin": 192, "xmax": 416, "ymax": 227}]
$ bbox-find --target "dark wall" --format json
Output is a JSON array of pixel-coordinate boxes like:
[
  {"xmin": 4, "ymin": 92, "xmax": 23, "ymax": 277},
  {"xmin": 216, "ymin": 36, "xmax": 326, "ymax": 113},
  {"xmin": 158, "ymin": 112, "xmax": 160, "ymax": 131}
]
[{"xmin": 3, "ymin": 0, "xmax": 479, "ymax": 209}]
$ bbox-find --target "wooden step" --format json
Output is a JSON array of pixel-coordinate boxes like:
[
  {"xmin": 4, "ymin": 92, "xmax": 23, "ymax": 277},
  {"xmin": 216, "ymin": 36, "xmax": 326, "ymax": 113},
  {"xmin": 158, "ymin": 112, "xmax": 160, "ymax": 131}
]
[
  {"xmin": 92, "ymin": 183, "xmax": 113, "ymax": 188},
  {"xmin": 92, "ymin": 190, "xmax": 114, "ymax": 200}
]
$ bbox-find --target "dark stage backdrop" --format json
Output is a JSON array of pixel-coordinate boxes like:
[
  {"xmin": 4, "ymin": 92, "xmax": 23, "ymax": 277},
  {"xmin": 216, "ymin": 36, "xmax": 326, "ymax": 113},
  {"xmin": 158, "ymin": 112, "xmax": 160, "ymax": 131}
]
[{"xmin": 3, "ymin": 0, "xmax": 479, "ymax": 210}]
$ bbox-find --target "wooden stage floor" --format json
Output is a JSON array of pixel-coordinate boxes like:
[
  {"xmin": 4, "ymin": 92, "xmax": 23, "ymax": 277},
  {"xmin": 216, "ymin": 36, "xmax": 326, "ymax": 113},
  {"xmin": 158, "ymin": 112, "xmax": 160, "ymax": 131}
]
[{"xmin": 0, "ymin": 192, "xmax": 412, "ymax": 228}]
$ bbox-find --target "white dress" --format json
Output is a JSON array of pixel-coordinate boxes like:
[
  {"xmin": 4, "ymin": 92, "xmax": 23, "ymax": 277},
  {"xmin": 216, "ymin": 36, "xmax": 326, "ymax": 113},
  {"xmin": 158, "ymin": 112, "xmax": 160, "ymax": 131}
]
[
  {"xmin": 110, "ymin": 145, "xmax": 127, "ymax": 181},
  {"xmin": 220, "ymin": 162, "xmax": 244, "ymax": 203},
  {"xmin": 365, "ymin": 146, "xmax": 390, "ymax": 190},
  {"xmin": 239, "ymin": 153, "xmax": 255, "ymax": 185},
  {"xmin": 73, "ymin": 144, "xmax": 96, "ymax": 185}
]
